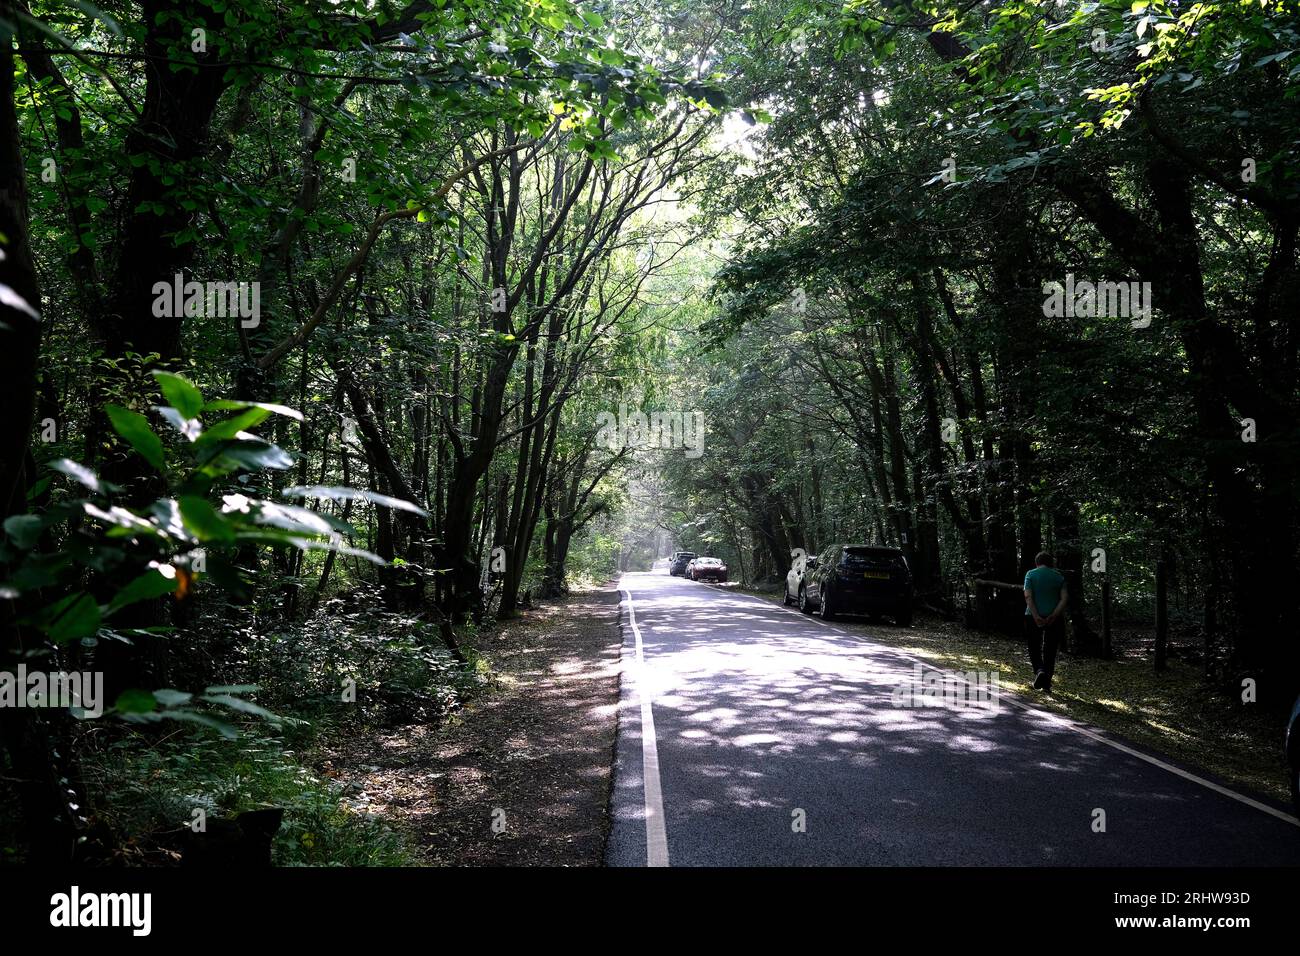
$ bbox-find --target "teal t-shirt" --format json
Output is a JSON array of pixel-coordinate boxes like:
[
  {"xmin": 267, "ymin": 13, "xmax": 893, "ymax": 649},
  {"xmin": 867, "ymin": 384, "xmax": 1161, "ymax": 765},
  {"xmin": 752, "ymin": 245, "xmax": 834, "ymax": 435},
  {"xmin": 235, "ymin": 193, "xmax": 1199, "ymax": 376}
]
[{"xmin": 1024, "ymin": 566, "xmax": 1065, "ymax": 617}]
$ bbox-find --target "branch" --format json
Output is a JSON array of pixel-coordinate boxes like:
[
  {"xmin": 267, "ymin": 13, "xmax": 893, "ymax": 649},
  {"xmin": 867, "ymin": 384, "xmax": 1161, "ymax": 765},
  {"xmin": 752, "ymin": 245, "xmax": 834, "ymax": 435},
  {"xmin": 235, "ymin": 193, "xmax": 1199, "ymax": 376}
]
[
  {"xmin": 1138, "ymin": 93, "xmax": 1284, "ymax": 219},
  {"xmin": 255, "ymin": 142, "xmax": 527, "ymax": 371}
]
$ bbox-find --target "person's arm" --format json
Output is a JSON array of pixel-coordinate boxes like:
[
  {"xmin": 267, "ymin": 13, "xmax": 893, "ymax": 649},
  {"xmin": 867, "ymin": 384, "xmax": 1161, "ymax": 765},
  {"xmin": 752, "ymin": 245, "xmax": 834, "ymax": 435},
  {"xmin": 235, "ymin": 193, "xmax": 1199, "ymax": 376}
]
[
  {"xmin": 1025, "ymin": 584, "xmax": 1046, "ymax": 626},
  {"xmin": 1046, "ymin": 582, "xmax": 1069, "ymax": 624}
]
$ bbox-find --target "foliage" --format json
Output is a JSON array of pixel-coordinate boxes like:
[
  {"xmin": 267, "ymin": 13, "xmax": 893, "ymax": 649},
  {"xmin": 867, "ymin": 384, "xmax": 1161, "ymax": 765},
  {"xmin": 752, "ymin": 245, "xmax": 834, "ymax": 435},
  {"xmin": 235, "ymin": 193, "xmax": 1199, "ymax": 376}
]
[{"xmin": 88, "ymin": 730, "xmax": 420, "ymax": 866}]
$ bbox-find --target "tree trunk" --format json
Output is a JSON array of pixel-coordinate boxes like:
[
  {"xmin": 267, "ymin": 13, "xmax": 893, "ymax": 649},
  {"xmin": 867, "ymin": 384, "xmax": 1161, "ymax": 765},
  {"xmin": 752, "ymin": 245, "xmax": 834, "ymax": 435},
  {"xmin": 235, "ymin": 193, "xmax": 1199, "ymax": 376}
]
[{"xmin": 0, "ymin": 15, "xmax": 80, "ymax": 861}]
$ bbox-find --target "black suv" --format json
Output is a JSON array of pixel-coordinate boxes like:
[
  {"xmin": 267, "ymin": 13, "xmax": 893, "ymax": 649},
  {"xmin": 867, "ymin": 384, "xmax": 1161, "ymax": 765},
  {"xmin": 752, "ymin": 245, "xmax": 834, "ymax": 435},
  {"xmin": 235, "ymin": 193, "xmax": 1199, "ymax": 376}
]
[
  {"xmin": 669, "ymin": 551, "xmax": 697, "ymax": 576},
  {"xmin": 799, "ymin": 544, "xmax": 913, "ymax": 625}
]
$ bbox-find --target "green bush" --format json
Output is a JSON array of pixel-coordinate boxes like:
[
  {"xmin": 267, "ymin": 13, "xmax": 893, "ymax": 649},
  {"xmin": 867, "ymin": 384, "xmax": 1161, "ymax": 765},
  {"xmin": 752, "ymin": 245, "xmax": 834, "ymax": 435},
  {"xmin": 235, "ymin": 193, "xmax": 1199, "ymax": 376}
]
[{"xmin": 87, "ymin": 730, "xmax": 420, "ymax": 867}]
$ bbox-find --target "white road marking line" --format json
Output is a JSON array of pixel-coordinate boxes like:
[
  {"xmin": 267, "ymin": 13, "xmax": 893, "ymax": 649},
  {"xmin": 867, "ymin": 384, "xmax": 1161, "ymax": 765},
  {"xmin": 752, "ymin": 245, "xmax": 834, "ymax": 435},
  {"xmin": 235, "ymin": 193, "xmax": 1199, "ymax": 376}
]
[
  {"xmin": 706, "ymin": 581, "xmax": 1300, "ymax": 828},
  {"xmin": 621, "ymin": 582, "xmax": 670, "ymax": 866}
]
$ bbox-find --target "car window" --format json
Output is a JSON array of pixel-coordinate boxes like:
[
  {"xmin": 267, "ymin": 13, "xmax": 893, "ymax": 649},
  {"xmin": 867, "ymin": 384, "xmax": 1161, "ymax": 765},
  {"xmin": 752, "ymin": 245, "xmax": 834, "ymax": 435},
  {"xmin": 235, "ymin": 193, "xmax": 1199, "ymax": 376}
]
[{"xmin": 840, "ymin": 547, "xmax": 906, "ymax": 569}]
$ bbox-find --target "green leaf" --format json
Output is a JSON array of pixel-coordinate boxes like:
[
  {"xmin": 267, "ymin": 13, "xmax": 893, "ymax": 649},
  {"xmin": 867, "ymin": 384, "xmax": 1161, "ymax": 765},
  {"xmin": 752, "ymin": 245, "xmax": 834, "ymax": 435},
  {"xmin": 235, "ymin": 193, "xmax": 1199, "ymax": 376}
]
[
  {"xmin": 251, "ymin": 501, "xmax": 350, "ymax": 536},
  {"xmin": 701, "ymin": 87, "xmax": 728, "ymax": 110},
  {"xmin": 216, "ymin": 441, "xmax": 295, "ymax": 472},
  {"xmin": 107, "ymin": 568, "xmax": 179, "ymax": 614},
  {"xmin": 105, "ymin": 405, "xmax": 166, "ymax": 472},
  {"xmin": 49, "ymin": 458, "xmax": 116, "ymax": 493},
  {"xmin": 0, "ymin": 283, "xmax": 41, "ymax": 320},
  {"xmin": 28, "ymin": 592, "xmax": 101, "ymax": 643},
  {"xmin": 282, "ymin": 486, "xmax": 430, "ymax": 517},
  {"xmin": 234, "ymin": 532, "xmax": 387, "ymax": 564},
  {"xmin": 26, "ymin": 476, "xmax": 51, "ymax": 501},
  {"xmin": 114, "ymin": 688, "xmax": 158, "ymax": 713},
  {"xmin": 202, "ymin": 399, "xmax": 303, "ymax": 422},
  {"xmin": 3, "ymin": 514, "xmax": 42, "ymax": 549},
  {"xmin": 160, "ymin": 710, "xmax": 238, "ymax": 738},
  {"xmin": 84, "ymin": 502, "xmax": 159, "ymax": 538},
  {"xmin": 70, "ymin": 1, "xmax": 124, "ymax": 37},
  {"xmin": 179, "ymin": 496, "xmax": 236, "ymax": 542},
  {"xmin": 195, "ymin": 407, "xmax": 273, "ymax": 446},
  {"xmin": 157, "ymin": 406, "xmax": 202, "ymax": 441},
  {"xmin": 202, "ymin": 692, "xmax": 279, "ymax": 721},
  {"xmin": 151, "ymin": 688, "xmax": 193, "ymax": 707},
  {"xmin": 152, "ymin": 370, "xmax": 204, "ymax": 419}
]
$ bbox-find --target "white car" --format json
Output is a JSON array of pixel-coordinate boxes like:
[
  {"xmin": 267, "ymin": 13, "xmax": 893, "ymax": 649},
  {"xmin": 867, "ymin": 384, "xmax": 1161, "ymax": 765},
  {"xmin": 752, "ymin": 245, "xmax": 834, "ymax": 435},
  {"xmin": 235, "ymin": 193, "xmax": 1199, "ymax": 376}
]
[{"xmin": 783, "ymin": 552, "xmax": 818, "ymax": 606}]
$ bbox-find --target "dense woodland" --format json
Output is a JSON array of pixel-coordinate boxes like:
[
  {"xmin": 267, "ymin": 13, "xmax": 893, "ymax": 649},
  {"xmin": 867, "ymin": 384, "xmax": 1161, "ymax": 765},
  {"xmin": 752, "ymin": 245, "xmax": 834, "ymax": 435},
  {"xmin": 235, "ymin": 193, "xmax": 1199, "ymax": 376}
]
[
  {"xmin": 658, "ymin": 0, "xmax": 1300, "ymax": 699},
  {"xmin": 0, "ymin": 0, "xmax": 1297, "ymax": 863}
]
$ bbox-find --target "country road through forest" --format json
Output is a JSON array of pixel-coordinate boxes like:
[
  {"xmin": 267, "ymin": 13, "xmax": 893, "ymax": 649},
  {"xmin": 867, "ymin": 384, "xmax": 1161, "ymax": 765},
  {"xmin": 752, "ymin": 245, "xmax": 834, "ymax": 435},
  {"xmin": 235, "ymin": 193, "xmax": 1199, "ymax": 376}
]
[{"xmin": 607, "ymin": 569, "xmax": 1300, "ymax": 867}]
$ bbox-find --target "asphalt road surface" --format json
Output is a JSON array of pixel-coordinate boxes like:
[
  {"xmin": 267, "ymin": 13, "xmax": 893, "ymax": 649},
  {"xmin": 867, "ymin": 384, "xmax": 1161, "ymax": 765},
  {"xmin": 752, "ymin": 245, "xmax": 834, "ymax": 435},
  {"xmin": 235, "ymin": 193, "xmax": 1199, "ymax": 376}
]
[{"xmin": 605, "ymin": 567, "xmax": 1300, "ymax": 866}]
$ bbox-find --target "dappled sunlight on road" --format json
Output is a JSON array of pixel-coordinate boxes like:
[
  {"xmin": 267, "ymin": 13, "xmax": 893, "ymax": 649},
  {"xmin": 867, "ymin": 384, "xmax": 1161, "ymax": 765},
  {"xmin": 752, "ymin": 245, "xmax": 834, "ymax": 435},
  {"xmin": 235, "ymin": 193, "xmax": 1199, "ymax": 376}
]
[{"xmin": 607, "ymin": 571, "xmax": 1300, "ymax": 867}]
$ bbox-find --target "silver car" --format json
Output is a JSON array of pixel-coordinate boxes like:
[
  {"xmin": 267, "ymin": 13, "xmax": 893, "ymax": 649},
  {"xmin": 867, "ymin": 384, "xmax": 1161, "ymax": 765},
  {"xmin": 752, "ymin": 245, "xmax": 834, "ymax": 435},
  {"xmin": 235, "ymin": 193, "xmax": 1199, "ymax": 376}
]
[{"xmin": 782, "ymin": 552, "xmax": 818, "ymax": 606}]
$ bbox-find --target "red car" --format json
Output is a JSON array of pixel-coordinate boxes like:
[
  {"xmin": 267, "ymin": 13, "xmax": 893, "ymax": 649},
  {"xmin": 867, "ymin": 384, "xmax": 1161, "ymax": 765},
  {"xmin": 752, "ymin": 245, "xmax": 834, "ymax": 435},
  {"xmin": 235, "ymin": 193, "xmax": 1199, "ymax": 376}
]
[{"xmin": 688, "ymin": 556, "xmax": 728, "ymax": 582}]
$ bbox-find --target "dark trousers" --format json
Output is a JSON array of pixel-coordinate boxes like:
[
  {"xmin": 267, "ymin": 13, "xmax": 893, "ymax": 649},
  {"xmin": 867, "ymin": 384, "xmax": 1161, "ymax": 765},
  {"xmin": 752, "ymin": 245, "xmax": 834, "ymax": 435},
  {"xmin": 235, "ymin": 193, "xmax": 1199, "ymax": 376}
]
[{"xmin": 1024, "ymin": 615, "xmax": 1064, "ymax": 676}]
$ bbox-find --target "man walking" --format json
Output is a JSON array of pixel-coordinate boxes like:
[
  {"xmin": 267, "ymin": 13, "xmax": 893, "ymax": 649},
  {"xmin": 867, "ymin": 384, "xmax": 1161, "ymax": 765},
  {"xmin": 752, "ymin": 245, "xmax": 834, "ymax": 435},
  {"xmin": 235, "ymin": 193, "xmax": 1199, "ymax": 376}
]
[{"xmin": 1023, "ymin": 551, "xmax": 1068, "ymax": 693}]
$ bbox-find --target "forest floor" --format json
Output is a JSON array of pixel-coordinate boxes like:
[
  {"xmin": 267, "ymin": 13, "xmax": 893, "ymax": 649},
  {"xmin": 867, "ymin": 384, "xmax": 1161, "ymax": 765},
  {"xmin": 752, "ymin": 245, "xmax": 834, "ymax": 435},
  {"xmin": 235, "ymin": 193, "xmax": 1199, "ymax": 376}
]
[
  {"xmin": 318, "ymin": 584, "xmax": 623, "ymax": 865},
  {"xmin": 733, "ymin": 582, "xmax": 1293, "ymax": 806}
]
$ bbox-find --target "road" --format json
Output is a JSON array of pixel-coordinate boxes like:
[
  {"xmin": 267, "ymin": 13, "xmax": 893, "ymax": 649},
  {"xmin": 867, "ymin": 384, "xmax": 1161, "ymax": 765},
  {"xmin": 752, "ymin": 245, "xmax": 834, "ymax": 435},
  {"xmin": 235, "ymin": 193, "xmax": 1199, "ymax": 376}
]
[{"xmin": 605, "ymin": 568, "xmax": 1300, "ymax": 866}]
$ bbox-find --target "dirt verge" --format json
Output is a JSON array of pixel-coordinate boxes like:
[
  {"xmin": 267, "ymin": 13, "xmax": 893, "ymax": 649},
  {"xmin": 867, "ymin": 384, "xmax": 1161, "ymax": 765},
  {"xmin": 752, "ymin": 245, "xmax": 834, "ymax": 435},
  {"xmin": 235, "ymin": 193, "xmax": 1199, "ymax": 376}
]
[{"xmin": 320, "ymin": 584, "xmax": 623, "ymax": 865}]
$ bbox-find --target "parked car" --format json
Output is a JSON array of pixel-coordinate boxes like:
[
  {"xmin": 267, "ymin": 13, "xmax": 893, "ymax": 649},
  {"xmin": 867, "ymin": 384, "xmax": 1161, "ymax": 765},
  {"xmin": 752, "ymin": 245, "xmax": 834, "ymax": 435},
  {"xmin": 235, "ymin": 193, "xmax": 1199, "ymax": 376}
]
[
  {"xmin": 783, "ymin": 552, "xmax": 819, "ymax": 606},
  {"xmin": 1287, "ymin": 692, "xmax": 1300, "ymax": 816},
  {"xmin": 689, "ymin": 556, "xmax": 728, "ymax": 582},
  {"xmin": 799, "ymin": 544, "xmax": 913, "ymax": 625},
  {"xmin": 669, "ymin": 551, "xmax": 697, "ymax": 576}
]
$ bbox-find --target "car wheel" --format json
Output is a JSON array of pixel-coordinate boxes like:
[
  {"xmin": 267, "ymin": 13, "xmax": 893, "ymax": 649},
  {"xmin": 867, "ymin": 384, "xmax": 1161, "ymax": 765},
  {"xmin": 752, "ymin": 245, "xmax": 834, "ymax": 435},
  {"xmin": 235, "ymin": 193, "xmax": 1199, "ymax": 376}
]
[
  {"xmin": 819, "ymin": 589, "xmax": 836, "ymax": 621},
  {"xmin": 798, "ymin": 587, "xmax": 812, "ymax": 614},
  {"xmin": 783, "ymin": 584, "xmax": 793, "ymax": 606},
  {"xmin": 895, "ymin": 605, "xmax": 913, "ymax": 626}
]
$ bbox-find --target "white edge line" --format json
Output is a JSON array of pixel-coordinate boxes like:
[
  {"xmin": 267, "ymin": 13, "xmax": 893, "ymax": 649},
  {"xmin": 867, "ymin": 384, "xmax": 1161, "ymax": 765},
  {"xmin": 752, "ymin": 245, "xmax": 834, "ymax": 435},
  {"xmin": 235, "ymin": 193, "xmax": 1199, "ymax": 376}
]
[
  {"xmin": 695, "ymin": 577, "xmax": 1300, "ymax": 829},
  {"xmin": 622, "ymin": 580, "xmax": 670, "ymax": 866}
]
